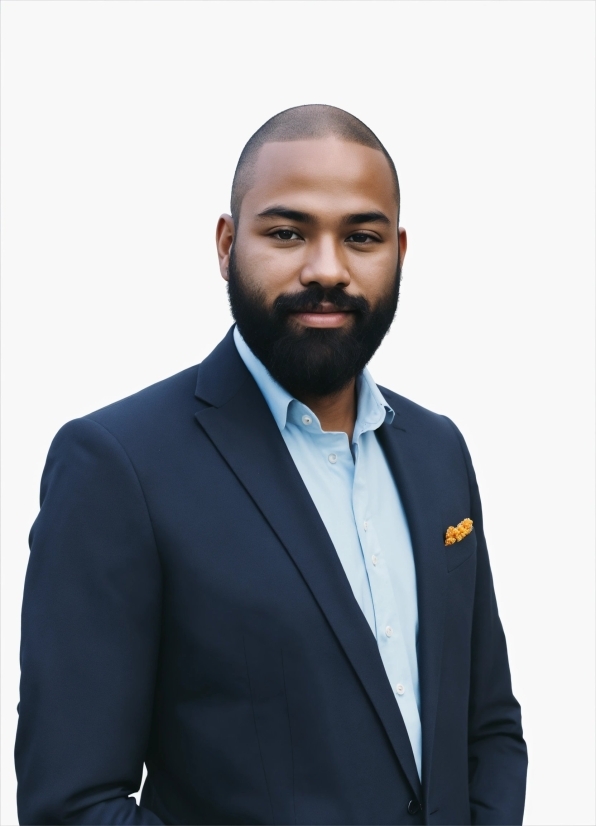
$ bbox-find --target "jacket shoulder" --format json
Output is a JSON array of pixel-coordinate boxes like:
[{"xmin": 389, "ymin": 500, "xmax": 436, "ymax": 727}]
[
  {"xmin": 379, "ymin": 385, "xmax": 475, "ymax": 479},
  {"xmin": 62, "ymin": 364, "xmax": 202, "ymax": 451},
  {"xmin": 378, "ymin": 385, "xmax": 456, "ymax": 436}
]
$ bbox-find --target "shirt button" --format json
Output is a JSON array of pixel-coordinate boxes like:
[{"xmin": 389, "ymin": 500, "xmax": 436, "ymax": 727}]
[
  {"xmin": 328, "ymin": 453, "xmax": 337, "ymax": 464},
  {"xmin": 385, "ymin": 626, "xmax": 393, "ymax": 637},
  {"xmin": 363, "ymin": 520, "xmax": 369, "ymax": 531},
  {"xmin": 396, "ymin": 683, "xmax": 405, "ymax": 695},
  {"xmin": 371, "ymin": 555, "xmax": 378, "ymax": 566},
  {"xmin": 301, "ymin": 414, "xmax": 312, "ymax": 426}
]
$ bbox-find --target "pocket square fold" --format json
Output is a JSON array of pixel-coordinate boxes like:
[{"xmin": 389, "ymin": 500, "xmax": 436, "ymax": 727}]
[{"xmin": 445, "ymin": 518, "xmax": 473, "ymax": 546}]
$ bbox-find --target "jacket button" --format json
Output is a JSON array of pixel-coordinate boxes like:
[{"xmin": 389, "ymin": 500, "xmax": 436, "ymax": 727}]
[{"xmin": 407, "ymin": 799, "xmax": 421, "ymax": 815}]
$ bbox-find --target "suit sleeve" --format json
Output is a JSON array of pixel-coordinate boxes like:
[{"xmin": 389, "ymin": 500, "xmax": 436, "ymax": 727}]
[
  {"xmin": 446, "ymin": 417, "xmax": 528, "ymax": 825},
  {"xmin": 15, "ymin": 417, "xmax": 165, "ymax": 825}
]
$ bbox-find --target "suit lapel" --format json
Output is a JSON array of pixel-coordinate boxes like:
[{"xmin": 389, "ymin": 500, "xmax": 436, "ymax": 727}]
[
  {"xmin": 194, "ymin": 330, "xmax": 422, "ymax": 798},
  {"xmin": 376, "ymin": 417, "xmax": 448, "ymax": 802}
]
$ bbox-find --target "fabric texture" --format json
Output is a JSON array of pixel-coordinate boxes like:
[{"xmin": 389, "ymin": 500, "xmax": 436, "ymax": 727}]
[{"xmin": 15, "ymin": 327, "xmax": 528, "ymax": 825}]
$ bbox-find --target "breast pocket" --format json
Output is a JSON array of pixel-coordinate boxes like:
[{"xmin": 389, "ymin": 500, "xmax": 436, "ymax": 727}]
[{"xmin": 445, "ymin": 531, "xmax": 477, "ymax": 573}]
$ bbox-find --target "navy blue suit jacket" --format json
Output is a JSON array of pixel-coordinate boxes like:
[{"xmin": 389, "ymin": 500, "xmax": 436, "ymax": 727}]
[{"xmin": 16, "ymin": 329, "xmax": 527, "ymax": 825}]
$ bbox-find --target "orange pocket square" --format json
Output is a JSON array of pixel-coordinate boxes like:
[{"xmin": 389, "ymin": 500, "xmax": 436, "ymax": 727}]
[{"xmin": 445, "ymin": 518, "xmax": 474, "ymax": 546}]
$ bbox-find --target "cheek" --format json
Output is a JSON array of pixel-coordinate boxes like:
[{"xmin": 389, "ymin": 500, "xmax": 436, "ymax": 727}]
[
  {"xmin": 349, "ymin": 253, "xmax": 399, "ymax": 300},
  {"xmin": 239, "ymin": 240, "xmax": 303, "ymax": 292}
]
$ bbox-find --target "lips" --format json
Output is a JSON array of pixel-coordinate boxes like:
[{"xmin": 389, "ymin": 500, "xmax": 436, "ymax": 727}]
[
  {"xmin": 289, "ymin": 302, "xmax": 351, "ymax": 315},
  {"xmin": 290, "ymin": 306, "xmax": 354, "ymax": 328},
  {"xmin": 290, "ymin": 308, "xmax": 351, "ymax": 315}
]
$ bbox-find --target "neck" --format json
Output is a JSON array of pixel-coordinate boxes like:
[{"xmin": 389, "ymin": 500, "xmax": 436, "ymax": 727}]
[{"xmin": 299, "ymin": 378, "xmax": 357, "ymax": 442}]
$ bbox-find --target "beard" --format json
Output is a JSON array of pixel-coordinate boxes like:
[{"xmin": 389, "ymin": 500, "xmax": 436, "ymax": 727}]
[{"xmin": 227, "ymin": 246, "xmax": 401, "ymax": 399}]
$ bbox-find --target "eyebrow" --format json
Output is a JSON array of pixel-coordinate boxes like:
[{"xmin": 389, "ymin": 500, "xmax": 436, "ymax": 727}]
[
  {"xmin": 255, "ymin": 206, "xmax": 391, "ymax": 226},
  {"xmin": 344, "ymin": 211, "xmax": 391, "ymax": 226},
  {"xmin": 256, "ymin": 207, "xmax": 315, "ymax": 224}
]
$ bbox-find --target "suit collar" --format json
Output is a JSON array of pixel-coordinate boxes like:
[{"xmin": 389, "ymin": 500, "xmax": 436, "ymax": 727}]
[
  {"xmin": 376, "ymin": 417, "xmax": 448, "ymax": 802},
  {"xmin": 195, "ymin": 333, "xmax": 448, "ymax": 800},
  {"xmin": 194, "ymin": 330, "xmax": 422, "ymax": 798},
  {"xmin": 194, "ymin": 326, "xmax": 250, "ymax": 408}
]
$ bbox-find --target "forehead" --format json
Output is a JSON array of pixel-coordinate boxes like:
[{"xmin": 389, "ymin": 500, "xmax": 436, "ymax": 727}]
[{"xmin": 242, "ymin": 136, "xmax": 397, "ymax": 220}]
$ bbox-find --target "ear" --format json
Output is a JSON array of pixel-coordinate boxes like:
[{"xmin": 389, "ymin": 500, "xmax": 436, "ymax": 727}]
[
  {"xmin": 216, "ymin": 214, "xmax": 235, "ymax": 281},
  {"xmin": 398, "ymin": 226, "xmax": 407, "ymax": 266}
]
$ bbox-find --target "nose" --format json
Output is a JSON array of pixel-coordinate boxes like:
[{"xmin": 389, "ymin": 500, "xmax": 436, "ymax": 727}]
[{"xmin": 300, "ymin": 235, "xmax": 350, "ymax": 290}]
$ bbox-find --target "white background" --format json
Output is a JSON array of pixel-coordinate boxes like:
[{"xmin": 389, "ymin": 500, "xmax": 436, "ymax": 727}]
[{"xmin": 1, "ymin": 2, "xmax": 594, "ymax": 824}]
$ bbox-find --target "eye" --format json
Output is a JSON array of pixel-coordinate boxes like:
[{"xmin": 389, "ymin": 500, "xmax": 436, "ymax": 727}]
[
  {"xmin": 271, "ymin": 229, "xmax": 302, "ymax": 241},
  {"xmin": 347, "ymin": 232, "xmax": 377, "ymax": 244}
]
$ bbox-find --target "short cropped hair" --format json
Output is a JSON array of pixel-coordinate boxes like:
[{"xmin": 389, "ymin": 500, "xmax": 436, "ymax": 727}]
[{"xmin": 230, "ymin": 104, "xmax": 400, "ymax": 225}]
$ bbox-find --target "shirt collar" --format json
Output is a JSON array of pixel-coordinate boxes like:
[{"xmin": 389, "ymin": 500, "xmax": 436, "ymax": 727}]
[
  {"xmin": 233, "ymin": 326, "xmax": 293, "ymax": 431},
  {"xmin": 233, "ymin": 325, "xmax": 394, "ymax": 440}
]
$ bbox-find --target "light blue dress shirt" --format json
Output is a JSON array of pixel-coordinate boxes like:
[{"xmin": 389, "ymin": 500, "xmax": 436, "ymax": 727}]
[{"xmin": 233, "ymin": 327, "xmax": 422, "ymax": 778}]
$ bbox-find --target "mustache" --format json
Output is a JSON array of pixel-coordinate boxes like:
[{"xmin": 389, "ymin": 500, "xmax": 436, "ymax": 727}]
[{"xmin": 272, "ymin": 285, "xmax": 370, "ymax": 315}]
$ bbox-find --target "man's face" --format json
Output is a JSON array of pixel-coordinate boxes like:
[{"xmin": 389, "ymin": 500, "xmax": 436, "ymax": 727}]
[{"xmin": 216, "ymin": 136, "xmax": 407, "ymax": 399}]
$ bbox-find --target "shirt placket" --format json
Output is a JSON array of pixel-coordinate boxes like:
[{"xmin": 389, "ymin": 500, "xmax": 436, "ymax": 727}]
[{"xmin": 353, "ymin": 432, "xmax": 420, "ymax": 766}]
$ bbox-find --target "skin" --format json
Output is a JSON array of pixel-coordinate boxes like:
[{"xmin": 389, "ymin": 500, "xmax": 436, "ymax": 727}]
[{"xmin": 216, "ymin": 136, "xmax": 407, "ymax": 440}]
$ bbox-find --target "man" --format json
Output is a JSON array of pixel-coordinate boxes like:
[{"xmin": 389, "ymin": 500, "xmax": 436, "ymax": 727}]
[{"xmin": 16, "ymin": 104, "xmax": 527, "ymax": 825}]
